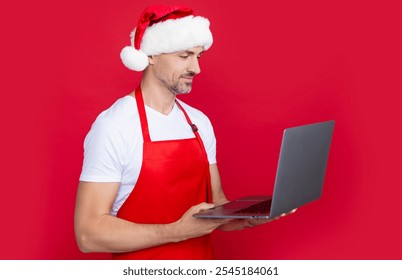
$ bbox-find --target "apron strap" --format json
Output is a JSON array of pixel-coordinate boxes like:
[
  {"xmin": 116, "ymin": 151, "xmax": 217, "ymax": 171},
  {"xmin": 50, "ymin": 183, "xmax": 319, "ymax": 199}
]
[
  {"xmin": 135, "ymin": 87, "xmax": 151, "ymax": 142},
  {"xmin": 175, "ymin": 100, "xmax": 203, "ymax": 146},
  {"xmin": 175, "ymin": 99, "xmax": 213, "ymax": 203}
]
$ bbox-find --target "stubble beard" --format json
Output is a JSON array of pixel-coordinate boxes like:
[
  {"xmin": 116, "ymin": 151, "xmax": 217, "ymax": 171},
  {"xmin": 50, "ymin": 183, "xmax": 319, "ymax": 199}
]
[
  {"xmin": 155, "ymin": 72, "xmax": 194, "ymax": 96},
  {"xmin": 170, "ymin": 81, "xmax": 193, "ymax": 95}
]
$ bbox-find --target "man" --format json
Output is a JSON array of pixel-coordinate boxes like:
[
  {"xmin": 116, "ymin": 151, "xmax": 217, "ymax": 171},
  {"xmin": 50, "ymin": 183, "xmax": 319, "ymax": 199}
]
[{"xmin": 75, "ymin": 5, "xmax": 292, "ymax": 260}]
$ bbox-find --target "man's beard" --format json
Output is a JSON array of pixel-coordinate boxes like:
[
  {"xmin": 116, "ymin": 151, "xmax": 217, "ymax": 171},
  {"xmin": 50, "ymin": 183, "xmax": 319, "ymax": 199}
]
[
  {"xmin": 156, "ymin": 72, "xmax": 195, "ymax": 95},
  {"xmin": 170, "ymin": 81, "xmax": 193, "ymax": 95},
  {"xmin": 170, "ymin": 72, "xmax": 195, "ymax": 95}
]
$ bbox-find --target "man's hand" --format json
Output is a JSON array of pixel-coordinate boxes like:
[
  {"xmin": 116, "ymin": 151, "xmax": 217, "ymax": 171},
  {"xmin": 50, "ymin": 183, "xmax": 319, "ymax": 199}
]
[
  {"xmin": 172, "ymin": 202, "xmax": 232, "ymax": 242},
  {"xmin": 219, "ymin": 209, "xmax": 297, "ymax": 232}
]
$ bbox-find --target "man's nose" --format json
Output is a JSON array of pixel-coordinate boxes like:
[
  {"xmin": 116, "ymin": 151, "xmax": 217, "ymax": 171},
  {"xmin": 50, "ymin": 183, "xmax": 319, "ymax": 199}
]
[{"xmin": 189, "ymin": 56, "xmax": 201, "ymax": 75}]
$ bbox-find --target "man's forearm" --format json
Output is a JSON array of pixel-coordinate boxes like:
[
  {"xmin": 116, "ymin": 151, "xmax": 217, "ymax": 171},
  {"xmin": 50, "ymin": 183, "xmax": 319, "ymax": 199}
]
[
  {"xmin": 75, "ymin": 214, "xmax": 181, "ymax": 253},
  {"xmin": 75, "ymin": 202, "xmax": 226, "ymax": 253}
]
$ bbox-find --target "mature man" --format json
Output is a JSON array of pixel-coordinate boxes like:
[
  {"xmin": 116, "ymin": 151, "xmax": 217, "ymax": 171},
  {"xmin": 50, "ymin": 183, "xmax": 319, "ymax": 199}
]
[{"xmin": 74, "ymin": 5, "xmax": 288, "ymax": 260}]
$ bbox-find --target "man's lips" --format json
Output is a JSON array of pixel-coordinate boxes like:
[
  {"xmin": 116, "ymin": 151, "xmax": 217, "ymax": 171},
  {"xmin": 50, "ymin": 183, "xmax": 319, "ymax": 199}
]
[{"xmin": 181, "ymin": 76, "xmax": 194, "ymax": 80}]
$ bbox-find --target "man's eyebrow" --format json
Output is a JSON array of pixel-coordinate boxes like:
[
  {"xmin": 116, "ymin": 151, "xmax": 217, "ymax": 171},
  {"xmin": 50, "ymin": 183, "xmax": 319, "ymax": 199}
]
[{"xmin": 184, "ymin": 50, "xmax": 204, "ymax": 56}]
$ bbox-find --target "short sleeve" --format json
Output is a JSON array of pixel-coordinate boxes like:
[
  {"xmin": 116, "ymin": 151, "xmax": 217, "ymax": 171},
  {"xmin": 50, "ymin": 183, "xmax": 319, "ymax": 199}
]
[
  {"xmin": 79, "ymin": 118, "xmax": 126, "ymax": 182},
  {"xmin": 202, "ymin": 117, "xmax": 217, "ymax": 165}
]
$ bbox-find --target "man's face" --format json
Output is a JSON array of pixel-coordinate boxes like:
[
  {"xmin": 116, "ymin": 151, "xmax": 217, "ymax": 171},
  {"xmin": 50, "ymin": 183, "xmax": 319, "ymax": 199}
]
[{"xmin": 150, "ymin": 46, "xmax": 204, "ymax": 95}]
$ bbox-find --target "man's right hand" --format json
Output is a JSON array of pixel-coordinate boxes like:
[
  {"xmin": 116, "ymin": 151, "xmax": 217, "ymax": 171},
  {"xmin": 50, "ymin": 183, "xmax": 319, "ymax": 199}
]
[{"xmin": 171, "ymin": 202, "xmax": 231, "ymax": 242}]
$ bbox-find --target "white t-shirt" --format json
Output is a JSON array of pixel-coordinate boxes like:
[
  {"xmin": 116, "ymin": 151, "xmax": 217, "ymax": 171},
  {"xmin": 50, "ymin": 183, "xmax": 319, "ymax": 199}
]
[{"xmin": 79, "ymin": 95, "xmax": 217, "ymax": 216}]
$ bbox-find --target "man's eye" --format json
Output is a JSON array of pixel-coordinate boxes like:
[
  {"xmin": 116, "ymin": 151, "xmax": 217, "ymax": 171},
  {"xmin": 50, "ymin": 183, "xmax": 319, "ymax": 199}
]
[{"xmin": 180, "ymin": 55, "xmax": 189, "ymax": 59}]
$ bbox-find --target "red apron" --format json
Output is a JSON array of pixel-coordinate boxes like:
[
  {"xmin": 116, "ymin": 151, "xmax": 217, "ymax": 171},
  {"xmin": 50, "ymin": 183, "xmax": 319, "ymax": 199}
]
[{"xmin": 112, "ymin": 88, "xmax": 214, "ymax": 260}]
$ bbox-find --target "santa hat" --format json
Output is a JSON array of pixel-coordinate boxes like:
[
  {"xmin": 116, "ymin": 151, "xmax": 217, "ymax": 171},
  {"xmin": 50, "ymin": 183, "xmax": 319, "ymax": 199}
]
[{"xmin": 120, "ymin": 5, "xmax": 213, "ymax": 71}]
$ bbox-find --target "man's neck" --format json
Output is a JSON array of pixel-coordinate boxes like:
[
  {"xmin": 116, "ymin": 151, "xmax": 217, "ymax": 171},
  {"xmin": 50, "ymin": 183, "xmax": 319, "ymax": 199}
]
[{"xmin": 137, "ymin": 76, "xmax": 176, "ymax": 116}]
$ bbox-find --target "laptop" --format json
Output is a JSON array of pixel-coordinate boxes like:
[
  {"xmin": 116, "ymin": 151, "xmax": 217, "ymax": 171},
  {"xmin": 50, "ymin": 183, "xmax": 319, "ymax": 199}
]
[{"xmin": 193, "ymin": 120, "xmax": 335, "ymax": 219}]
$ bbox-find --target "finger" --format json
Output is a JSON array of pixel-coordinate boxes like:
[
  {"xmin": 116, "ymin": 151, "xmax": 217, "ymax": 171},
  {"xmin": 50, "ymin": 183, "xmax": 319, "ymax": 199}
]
[
  {"xmin": 193, "ymin": 203, "xmax": 215, "ymax": 212},
  {"xmin": 219, "ymin": 218, "xmax": 233, "ymax": 224},
  {"xmin": 250, "ymin": 219, "xmax": 269, "ymax": 225},
  {"xmin": 246, "ymin": 218, "xmax": 269, "ymax": 227}
]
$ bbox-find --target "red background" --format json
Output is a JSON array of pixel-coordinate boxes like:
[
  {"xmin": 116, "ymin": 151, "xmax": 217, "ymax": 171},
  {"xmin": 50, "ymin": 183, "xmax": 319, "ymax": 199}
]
[{"xmin": 1, "ymin": 0, "xmax": 401, "ymax": 259}]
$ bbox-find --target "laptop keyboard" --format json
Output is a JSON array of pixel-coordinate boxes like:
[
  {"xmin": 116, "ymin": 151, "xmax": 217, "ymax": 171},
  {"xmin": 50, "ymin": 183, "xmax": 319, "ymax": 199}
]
[{"xmin": 234, "ymin": 200, "xmax": 271, "ymax": 214}]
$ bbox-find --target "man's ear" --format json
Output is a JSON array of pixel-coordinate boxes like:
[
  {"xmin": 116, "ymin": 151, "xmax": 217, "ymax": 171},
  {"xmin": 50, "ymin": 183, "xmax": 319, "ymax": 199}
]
[{"xmin": 148, "ymin": 55, "xmax": 155, "ymax": 65}]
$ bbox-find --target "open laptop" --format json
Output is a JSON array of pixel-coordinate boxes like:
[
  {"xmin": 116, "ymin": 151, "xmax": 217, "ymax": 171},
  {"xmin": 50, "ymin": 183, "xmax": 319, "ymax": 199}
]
[{"xmin": 194, "ymin": 120, "xmax": 335, "ymax": 219}]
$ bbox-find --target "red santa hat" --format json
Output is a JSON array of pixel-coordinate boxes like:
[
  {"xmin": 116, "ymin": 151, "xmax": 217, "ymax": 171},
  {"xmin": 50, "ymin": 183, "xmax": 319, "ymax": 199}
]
[{"xmin": 120, "ymin": 5, "xmax": 213, "ymax": 71}]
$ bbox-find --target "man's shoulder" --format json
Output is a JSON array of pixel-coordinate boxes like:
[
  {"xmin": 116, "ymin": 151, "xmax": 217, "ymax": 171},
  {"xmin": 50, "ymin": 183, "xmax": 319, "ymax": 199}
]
[
  {"xmin": 88, "ymin": 95, "xmax": 140, "ymax": 139},
  {"xmin": 96, "ymin": 95, "xmax": 138, "ymax": 124}
]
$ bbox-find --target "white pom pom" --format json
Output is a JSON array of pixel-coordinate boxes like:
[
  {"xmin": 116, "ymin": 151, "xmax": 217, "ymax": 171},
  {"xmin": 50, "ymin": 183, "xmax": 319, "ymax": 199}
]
[{"xmin": 120, "ymin": 46, "xmax": 149, "ymax": 71}]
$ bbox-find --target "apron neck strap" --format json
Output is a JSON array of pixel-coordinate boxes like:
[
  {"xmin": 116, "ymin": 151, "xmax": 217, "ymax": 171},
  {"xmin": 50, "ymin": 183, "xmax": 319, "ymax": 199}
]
[
  {"xmin": 175, "ymin": 100, "xmax": 199, "ymax": 135},
  {"xmin": 135, "ymin": 87, "xmax": 151, "ymax": 142},
  {"xmin": 175, "ymin": 99, "xmax": 212, "ymax": 203},
  {"xmin": 135, "ymin": 87, "xmax": 205, "ymax": 148}
]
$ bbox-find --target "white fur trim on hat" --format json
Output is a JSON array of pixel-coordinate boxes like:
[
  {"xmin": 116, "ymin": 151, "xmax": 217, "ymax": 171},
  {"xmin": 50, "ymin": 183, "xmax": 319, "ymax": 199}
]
[
  {"xmin": 121, "ymin": 15, "xmax": 213, "ymax": 71},
  {"xmin": 120, "ymin": 46, "xmax": 149, "ymax": 71},
  {"xmin": 141, "ymin": 15, "xmax": 213, "ymax": 55}
]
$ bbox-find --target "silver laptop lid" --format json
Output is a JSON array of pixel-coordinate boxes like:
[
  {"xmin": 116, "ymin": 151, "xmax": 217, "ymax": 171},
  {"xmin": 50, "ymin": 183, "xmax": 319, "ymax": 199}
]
[{"xmin": 269, "ymin": 120, "xmax": 335, "ymax": 217}]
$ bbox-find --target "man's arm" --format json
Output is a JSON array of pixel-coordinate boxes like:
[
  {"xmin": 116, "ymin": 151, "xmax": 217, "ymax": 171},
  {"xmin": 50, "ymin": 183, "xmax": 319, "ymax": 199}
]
[
  {"xmin": 209, "ymin": 164, "xmax": 296, "ymax": 231},
  {"xmin": 209, "ymin": 163, "xmax": 229, "ymax": 206},
  {"xmin": 74, "ymin": 181, "xmax": 229, "ymax": 253}
]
